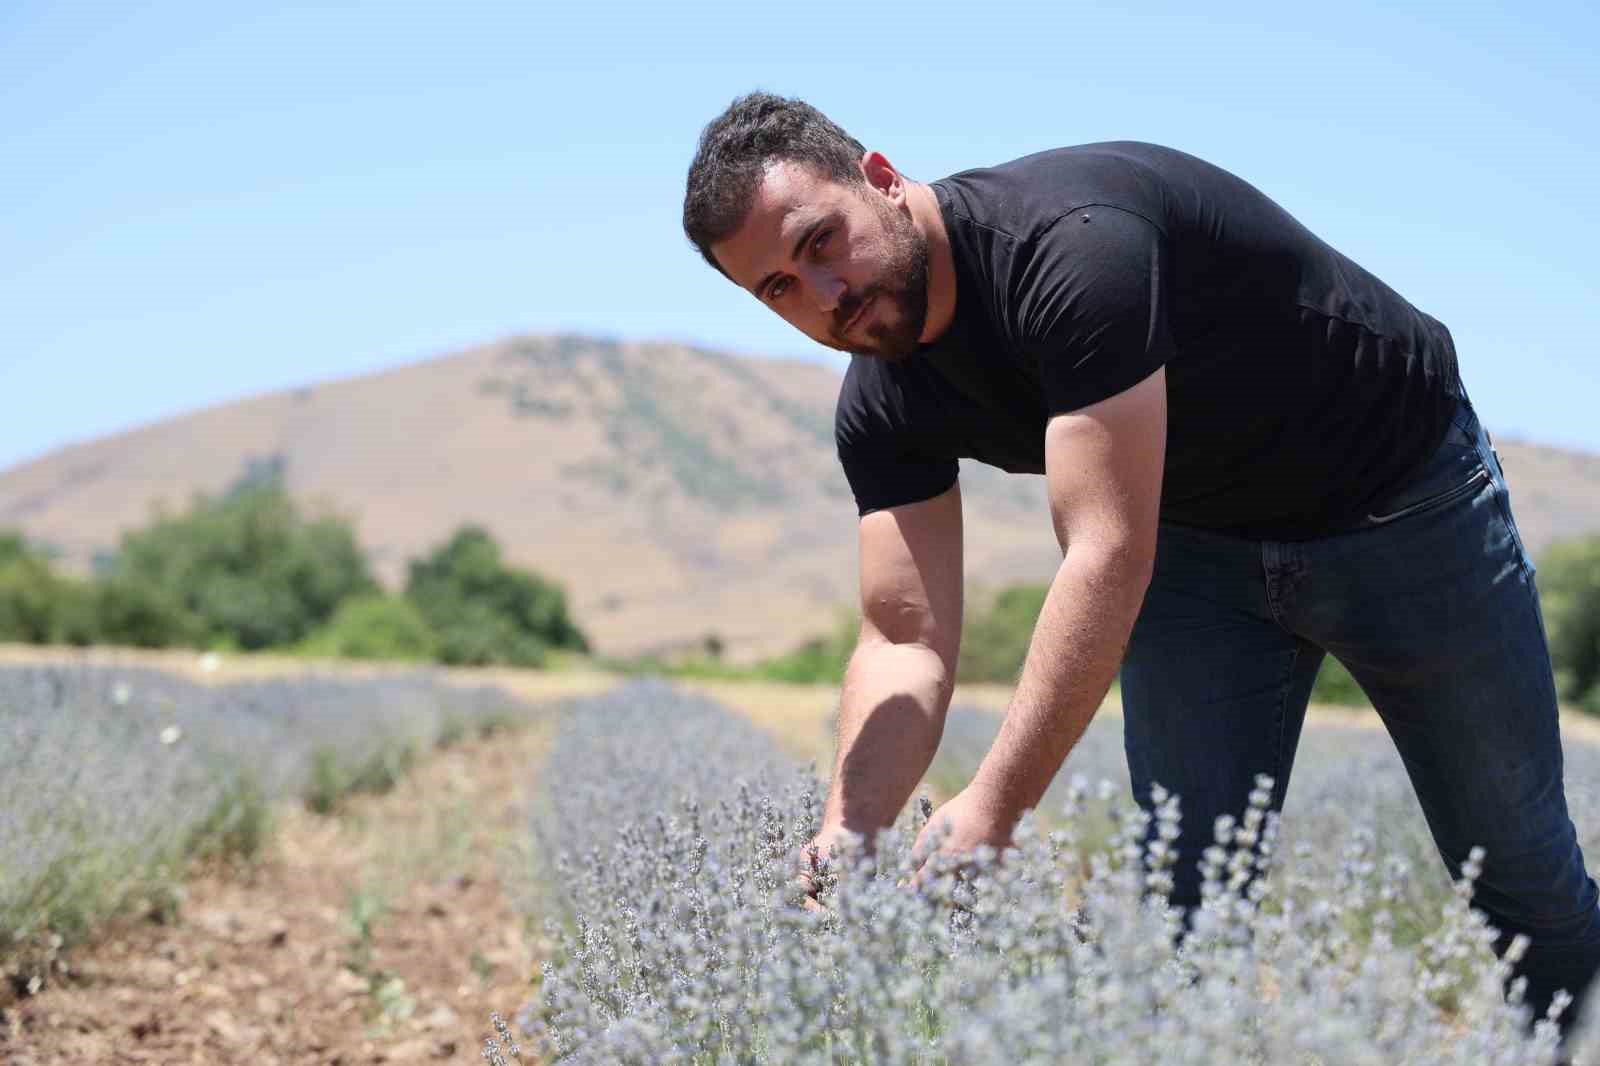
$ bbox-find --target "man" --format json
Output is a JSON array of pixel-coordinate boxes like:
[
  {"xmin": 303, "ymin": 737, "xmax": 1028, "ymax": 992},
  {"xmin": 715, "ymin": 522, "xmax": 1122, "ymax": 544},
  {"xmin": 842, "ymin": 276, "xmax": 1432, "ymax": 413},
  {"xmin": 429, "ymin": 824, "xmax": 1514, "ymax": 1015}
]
[{"xmin": 681, "ymin": 90, "xmax": 1600, "ymax": 1041}]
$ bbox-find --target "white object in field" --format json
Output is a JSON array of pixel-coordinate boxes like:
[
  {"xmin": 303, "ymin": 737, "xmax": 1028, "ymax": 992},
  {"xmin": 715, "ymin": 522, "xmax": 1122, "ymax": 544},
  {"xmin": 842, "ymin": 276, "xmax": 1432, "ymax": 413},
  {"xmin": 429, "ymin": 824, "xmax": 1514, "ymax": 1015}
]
[{"xmin": 199, "ymin": 652, "xmax": 221, "ymax": 673}]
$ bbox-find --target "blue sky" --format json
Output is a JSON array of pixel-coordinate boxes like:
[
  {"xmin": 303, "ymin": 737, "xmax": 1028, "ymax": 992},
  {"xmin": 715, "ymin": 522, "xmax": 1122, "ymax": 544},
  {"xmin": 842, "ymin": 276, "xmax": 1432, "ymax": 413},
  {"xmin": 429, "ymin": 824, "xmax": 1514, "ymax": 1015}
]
[{"xmin": 3, "ymin": 1, "xmax": 1596, "ymax": 473}]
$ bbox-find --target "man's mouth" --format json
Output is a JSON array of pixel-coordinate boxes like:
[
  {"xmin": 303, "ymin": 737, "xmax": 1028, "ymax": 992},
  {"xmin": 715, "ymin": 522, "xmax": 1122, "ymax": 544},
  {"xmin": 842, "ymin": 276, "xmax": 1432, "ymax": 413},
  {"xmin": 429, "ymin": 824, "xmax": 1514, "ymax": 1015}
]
[{"xmin": 844, "ymin": 292, "xmax": 875, "ymax": 335}]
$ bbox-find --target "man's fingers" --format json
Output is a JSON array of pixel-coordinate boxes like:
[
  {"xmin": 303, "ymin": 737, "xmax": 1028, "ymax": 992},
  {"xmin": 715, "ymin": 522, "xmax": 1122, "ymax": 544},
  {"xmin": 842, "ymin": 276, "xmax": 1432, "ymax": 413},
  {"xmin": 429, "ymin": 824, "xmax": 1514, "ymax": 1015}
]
[
  {"xmin": 791, "ymin": 860, "xmax": 829, "ymax": 913},
  {"xmin": 793, "ymin": 875, "xmax": 828, "ymax": 914}
]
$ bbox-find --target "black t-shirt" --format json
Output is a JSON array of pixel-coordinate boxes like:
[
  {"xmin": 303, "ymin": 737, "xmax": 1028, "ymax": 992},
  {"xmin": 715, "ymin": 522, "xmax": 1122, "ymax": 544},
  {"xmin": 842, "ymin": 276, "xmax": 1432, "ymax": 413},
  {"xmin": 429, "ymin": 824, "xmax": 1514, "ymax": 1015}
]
[{"xmin": 834, "ymin": 141, "xmax": 1463, "ymax": 541}]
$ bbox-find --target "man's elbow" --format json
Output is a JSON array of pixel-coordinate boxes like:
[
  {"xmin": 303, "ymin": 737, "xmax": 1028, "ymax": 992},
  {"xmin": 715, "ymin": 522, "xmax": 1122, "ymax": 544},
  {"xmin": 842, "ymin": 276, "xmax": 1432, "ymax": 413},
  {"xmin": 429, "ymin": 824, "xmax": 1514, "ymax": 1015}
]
[{"xmin": 1067, "ymin": 533, "xmax": 1155, "ymax": 605}]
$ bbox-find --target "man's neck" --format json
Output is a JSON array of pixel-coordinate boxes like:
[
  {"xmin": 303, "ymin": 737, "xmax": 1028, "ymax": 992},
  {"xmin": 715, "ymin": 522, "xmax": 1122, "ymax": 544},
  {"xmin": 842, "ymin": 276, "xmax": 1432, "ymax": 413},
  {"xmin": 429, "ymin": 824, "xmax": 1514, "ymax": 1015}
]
[{"xmin": 907, "ymin": 180, "xmax": 957, "ymax": 345}]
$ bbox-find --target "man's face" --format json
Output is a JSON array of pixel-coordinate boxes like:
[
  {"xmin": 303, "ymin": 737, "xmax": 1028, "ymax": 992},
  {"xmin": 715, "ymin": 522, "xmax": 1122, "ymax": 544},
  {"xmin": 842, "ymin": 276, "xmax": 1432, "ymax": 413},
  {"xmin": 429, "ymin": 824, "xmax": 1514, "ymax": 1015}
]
[{"xmin": 711, "ymin": 159, "xmax": 930, "ymax": 362}]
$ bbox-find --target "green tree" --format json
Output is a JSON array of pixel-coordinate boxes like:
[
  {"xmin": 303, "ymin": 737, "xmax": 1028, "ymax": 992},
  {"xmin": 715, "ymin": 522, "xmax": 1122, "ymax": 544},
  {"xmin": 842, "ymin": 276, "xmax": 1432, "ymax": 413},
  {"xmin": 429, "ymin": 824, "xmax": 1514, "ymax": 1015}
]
[
  {"xmin": 0, "ymin": 532, "xmax": 29, "ymax": 568},
  {"xmin": 1540, "ymin": 535, "xmax": 1600, "ymax": 713},
  {"xmin": 301, "ymin": 594, "xmax": 438, "ymax": 661},
  {"xmin": 1310, "ymin": 655, "xmax": 1368, "ymax": 706},
  {"xmin": 106, "ymin": 472, "xmax": 376, "ymax": 650},
  {"xmin": 0, "ymin": 531, "xmax": 102, "ymax": 645},
  {"xmin": 404, "ymin": 526, "xmax": 589, "ymax": 667},
  {"xmin": 92, "ymin": 572, "xmax": 203, "ymax": 648},
  {"xmin": 0, "ymin": 532, "xmax": 62, "ymax": 643}
]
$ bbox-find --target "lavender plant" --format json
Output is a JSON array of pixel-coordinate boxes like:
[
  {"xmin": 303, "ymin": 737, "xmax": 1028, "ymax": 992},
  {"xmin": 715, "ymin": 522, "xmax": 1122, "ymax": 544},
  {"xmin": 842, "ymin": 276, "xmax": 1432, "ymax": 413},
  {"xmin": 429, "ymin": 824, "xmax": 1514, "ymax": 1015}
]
[
  {"xmin": 502, "ymin": 682, "xmax": 1600, "ymax": 1064},
  {"xmin": 935, "ymin": 704, "xmax": 1600, "ymax": 947},
  {"xmin": 0, "ymin": 661, "xmax": 543, "ymax": 987}
]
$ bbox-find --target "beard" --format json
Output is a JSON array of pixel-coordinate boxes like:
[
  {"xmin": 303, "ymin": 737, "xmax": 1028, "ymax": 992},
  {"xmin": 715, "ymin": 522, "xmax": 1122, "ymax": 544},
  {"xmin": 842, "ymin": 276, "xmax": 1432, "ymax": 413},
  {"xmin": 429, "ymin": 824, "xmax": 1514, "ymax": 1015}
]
[{"xmin": 829, "ymin": 197, "xmax": 930, "ymax": 363}]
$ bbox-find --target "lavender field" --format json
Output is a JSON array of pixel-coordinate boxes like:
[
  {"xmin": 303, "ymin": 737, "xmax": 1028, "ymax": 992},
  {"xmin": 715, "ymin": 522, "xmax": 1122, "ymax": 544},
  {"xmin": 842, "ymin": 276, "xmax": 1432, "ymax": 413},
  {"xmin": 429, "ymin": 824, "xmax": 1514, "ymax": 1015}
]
[
  {"xmin": 10, "ymin": 662, "xmax": 1600, "ymax": 1063},
  {"xmin": 498, "ymin": 679, "xmax": 1600, "ymax": 1064},
  {"xmin": 0, "ymin": 661, "xmax": 540, "ymax": 991}
]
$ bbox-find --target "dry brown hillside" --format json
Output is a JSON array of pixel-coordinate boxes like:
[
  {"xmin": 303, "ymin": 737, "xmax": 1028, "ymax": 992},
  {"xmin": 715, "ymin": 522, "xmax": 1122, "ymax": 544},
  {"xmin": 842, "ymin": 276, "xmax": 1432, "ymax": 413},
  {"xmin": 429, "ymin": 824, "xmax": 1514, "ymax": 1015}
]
[
  {"xmin": 1, "ymin": 333, "xmax": 1595, "ymax": 664},
  {"xmin": 0, "ymin": 335, "xmax": 1061, "ymax": 664}
]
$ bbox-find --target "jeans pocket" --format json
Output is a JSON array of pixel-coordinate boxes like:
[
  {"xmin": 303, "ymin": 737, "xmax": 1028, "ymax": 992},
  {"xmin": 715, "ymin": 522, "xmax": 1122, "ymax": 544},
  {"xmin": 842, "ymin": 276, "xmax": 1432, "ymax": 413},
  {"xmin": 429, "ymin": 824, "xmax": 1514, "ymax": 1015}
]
[{"xmin": 1364, "ymin": 463, "xmax": 1490, "ymax": 525}]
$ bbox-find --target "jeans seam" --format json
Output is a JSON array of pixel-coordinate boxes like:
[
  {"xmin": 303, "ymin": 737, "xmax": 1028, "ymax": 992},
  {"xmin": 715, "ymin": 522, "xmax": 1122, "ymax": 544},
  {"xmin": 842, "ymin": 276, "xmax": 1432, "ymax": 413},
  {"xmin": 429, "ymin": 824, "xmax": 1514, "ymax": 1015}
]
[
  {"xmin": 1270, "ymin": 642, "xmax": 1298, "ymax": 805},
  {"xmin": 1485, "ymin": 451, "xmax": 1536, "ymax": 583},
  {"xmin": 1262, "ymin": 545, "xmax": 1285, "ymax": 627}
]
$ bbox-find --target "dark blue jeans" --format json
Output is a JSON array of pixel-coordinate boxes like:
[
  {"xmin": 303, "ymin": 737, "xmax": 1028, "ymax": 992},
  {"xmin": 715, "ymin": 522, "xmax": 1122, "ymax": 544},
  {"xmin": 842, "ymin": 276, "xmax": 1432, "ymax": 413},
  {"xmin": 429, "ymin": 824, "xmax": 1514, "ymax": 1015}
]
[{"xmin": 1120, "ymin": 388, "xmax": 1600, "ymax": 1040}]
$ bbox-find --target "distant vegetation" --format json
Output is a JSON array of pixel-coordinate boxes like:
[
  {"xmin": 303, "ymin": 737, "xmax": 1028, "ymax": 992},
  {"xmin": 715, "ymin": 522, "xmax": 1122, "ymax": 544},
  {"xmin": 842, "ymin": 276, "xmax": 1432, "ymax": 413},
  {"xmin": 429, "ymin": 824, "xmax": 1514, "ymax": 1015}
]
[
  {"xmin": 404, "ymin": 525, "xmax": 588, "ymax": 667},
  {"xmin": 1543, "ymin": 535, "xmax": 1600, "ymax": 715},
  {"xmin": 631, "ymin": 542, "xmax": 1600, "ymax": 715},
  {"xmin": 0, "ymin": 468, "xmax": 589, "ymax": 668},
  {"xmin": 5, "ymin": 459, "xmax": 1598, "ymax": 714}
]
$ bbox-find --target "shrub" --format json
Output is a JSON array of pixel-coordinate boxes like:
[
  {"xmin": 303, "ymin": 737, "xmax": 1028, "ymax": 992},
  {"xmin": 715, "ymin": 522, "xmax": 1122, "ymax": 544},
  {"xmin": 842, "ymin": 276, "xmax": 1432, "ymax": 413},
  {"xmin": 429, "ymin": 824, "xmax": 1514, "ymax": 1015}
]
[
  {"xmin": 106, "ymin": 471, "xmax": 377, "ymax": 650},
  {"xmin": 301, "ymin": 594, "xmax": 438, "ymax": 662},
  {"xmin": 0, "ymin": 532, "xmax": 98, "ymax": 645},
  {"xmin": 1310, "ymin": 654, "xmax": 1368, "ymax": 705},
  {"xmin": 0, "ymin": 549, "xmax": 62, "ymax": 643},
  {"xmin": 1540, "ymin": 535, "xmax": 1600, "ymax": 712},
  {"xmin": 91, "ymin": 572, "xmax": 204, "ymax": 648},
  {"xmin": 405, "ymin": 526, "xmax": 589, "ymax": 667}
]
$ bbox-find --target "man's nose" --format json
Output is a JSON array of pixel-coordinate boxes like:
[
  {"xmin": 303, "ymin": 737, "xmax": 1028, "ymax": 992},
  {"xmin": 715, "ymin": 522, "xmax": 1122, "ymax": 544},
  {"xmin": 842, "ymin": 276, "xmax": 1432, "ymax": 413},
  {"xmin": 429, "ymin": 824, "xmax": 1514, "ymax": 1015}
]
[{"xmin": 800, "ymin": 264, "xmax": 846, "ymax": 313}]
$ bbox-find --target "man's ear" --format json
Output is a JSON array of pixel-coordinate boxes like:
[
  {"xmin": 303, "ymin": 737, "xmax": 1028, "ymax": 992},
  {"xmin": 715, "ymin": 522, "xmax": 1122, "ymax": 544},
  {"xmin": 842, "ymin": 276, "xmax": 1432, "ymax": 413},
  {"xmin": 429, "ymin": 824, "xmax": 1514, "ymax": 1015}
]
[{"xmin": 860, "ymin": 151, "xmax": 904, "ymax": 205}]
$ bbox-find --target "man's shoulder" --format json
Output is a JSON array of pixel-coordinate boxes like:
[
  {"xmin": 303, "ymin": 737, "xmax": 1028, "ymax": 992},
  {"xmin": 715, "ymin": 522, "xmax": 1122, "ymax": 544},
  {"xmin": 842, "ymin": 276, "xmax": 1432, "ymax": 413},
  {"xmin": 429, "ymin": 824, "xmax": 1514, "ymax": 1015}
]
[
  {"xmin": 934, "ymin": 139, "xmax": 1228, "ymax": 249},
  {"xmin": 935, "ymin": 141, "xmax": 1208, "ymax": 242}
]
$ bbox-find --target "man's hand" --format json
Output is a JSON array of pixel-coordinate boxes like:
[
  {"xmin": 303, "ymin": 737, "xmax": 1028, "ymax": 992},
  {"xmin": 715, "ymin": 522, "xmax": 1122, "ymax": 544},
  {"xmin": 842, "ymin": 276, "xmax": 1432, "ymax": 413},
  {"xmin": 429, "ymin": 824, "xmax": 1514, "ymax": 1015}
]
[
  {"xmin": 907, "ymin": 785, "xmax": 1016, "ymax": 889},
  {"xmin": 794, "ymin": 825, "xmax": 862, "ymax": 914}
]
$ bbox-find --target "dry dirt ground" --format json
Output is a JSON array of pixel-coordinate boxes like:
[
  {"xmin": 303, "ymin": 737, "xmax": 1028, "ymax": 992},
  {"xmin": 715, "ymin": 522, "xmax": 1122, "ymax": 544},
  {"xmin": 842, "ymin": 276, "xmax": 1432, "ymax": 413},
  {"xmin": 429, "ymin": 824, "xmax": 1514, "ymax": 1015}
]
[{"xmin": 5, "ymin": 648, "xmax": 1599, "ymax": 1065}]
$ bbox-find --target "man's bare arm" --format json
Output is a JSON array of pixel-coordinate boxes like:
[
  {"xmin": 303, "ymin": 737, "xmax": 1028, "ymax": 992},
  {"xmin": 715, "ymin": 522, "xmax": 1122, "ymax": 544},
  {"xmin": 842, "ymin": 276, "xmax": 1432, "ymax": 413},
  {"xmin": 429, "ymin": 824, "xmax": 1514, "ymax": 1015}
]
[
  {"xmin": 818, "ymin": 481, "xmax": 964, "ymax": 844},
  {"xmin": 969, "ymin": 366, "xmax": 1166, "ymax": 821},
  {"xmin": 823, "ymin": 637, "xmax": 953, "ymax": 837}
]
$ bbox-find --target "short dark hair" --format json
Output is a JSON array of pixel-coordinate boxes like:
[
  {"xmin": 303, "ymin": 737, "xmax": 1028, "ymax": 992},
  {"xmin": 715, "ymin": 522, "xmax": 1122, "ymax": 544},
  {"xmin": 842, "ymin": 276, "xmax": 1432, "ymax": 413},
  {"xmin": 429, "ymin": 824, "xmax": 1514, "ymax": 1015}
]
[{"xmin": 682, "ymin": 91, "xmax": 867, "ymax": 278}]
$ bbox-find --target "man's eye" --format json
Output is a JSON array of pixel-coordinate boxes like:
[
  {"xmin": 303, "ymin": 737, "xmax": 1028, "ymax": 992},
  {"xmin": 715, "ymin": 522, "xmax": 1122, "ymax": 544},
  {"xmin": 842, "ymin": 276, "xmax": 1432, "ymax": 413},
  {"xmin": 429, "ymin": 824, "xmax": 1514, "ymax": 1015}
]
[
  {"xmin": 768, "ymin": 278, "xmax": 789, "ymax": 300},
  {"xmin": 813, "ymin": 229, "xmax": 831, "ymax": 254}
]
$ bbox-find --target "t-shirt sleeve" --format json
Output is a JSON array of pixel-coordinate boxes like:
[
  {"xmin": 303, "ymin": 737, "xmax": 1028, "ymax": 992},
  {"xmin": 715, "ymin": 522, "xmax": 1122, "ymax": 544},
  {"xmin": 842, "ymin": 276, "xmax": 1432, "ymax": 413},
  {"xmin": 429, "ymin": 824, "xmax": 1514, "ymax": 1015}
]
[
  {"xmin": 834, "ymin": 365, "xmax": 959, "ymax": 518},
  {"xmin": 837, "ymin": 434, "xmax": 958, "ymax": 518},
  {"xmin": 1013, "ymin": 204, "xmax": 1175, "ymax": 415}
]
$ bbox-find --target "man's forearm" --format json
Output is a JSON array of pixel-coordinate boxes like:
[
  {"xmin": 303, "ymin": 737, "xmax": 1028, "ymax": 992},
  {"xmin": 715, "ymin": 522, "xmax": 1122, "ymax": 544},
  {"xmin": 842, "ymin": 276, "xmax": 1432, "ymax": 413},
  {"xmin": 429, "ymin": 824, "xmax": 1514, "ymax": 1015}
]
[
  {"xmin": 821, "ymin": 637, "xmax": 953, "ymax": 839},
  {"xmin": 969, "ymin": 547, "xmax": 1150, "ymax": 822}
]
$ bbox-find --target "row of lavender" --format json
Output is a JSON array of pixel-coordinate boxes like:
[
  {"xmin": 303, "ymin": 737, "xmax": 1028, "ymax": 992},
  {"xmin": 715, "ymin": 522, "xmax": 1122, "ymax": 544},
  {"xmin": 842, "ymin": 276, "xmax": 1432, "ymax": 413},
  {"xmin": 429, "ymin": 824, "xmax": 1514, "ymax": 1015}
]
[
  {"xmin": 928, "ymin": 703, "xmax": 1600, "ymax": 942},
  {"xmin": 0, "ymin": 662, "xmax": 539, "ymax": 989},
  {"xmin": 499, "ymin": 680, "xmax": 1599, "ymax": 1064}
]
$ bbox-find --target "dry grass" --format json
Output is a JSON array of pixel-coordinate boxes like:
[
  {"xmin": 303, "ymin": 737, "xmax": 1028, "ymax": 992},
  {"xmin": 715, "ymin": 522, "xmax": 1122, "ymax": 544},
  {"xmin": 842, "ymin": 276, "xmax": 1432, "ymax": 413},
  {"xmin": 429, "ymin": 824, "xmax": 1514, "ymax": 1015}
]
[
  {"xmin": 0, "ymin": 642, "xmax": 619, "ymax": 702},
  {"xmin": 671, "ymin": 677, "xmax": 1021, "ymax": 767},
  {"xmin": 675, "ymin": 671, "xmax": 1600, "ymax": 774}
]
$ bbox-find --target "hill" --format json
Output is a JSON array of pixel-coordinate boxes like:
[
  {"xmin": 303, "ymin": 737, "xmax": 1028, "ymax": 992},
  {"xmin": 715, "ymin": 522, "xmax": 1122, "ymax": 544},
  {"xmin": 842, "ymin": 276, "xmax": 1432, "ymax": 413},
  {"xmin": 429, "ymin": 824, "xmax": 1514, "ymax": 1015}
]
[
  {"xmin": 2, "ymin": 333, "xmax": 1595, "ymax": 664},
  {"xmin": 0, "ymin": 335, "xmax": 1060, "ymax": 663}
]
